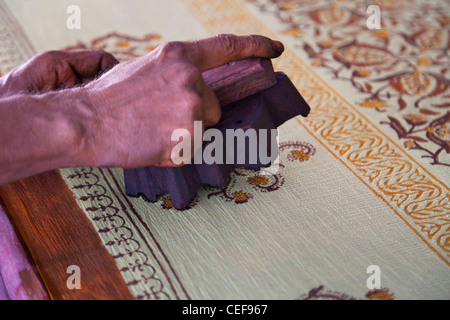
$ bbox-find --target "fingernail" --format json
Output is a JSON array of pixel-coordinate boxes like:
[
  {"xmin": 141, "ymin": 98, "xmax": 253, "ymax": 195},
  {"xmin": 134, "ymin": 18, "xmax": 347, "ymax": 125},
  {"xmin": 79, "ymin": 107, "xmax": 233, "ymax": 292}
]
[{"xmin": 271, "ymin": 40, "xmax": 285, "ymax": 57}]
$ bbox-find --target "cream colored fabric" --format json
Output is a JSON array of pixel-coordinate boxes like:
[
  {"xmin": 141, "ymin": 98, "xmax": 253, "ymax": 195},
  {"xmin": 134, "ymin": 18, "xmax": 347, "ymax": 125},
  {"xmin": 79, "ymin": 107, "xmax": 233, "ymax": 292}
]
[{"xmin": 2, "ymin": 0, "xmax": 449, "ymax": 300}]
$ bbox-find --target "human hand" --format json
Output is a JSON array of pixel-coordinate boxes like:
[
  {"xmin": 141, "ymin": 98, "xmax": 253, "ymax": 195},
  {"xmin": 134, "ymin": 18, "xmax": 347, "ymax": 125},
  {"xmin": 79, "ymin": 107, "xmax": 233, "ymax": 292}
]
[
  {"xmin": 79, "ymin": 34, "xmax": 285, "ymax": 168},
  {"xmin": 0, "ymin": 50, "xmax": 118, "ymax": 98}
]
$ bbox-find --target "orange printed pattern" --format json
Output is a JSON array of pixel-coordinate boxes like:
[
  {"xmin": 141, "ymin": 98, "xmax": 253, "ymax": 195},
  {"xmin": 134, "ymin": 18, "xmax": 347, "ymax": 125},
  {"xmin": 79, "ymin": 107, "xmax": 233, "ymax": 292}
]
[
  {"xmin": 65, "ymin": 32, "xmax": 163, "ymax": 62},
  {"xmin": 180, "ymin": 0, "xmax": 450, "ymax": 265}
]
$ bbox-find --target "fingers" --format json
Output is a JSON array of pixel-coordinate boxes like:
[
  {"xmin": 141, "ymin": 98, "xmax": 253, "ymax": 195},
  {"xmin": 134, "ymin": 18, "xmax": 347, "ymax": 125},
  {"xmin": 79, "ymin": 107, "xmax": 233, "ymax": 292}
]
[
  {"xmin": 157, "ymin": 85, "xmax": 220, "ymax": 168},
  {"xmin": 183, "ymin": 34, "xmax": 284, "ymax": 72},
  {"xmin": 28, "ymin": 50, "xmax": 119, "ymax": 90},
  {"xmin": 60, "ymin": 50, "xmax": 119, "ymax": 81},
  {"xmin": 152, "ymin": 159, "xmax": 184, "ymax": 167},
  {"xmin": 199, "ymin": 81, "xmax": 221, "ymax": 127},
  {"xmin": 3, "ymin": 50, "xmax": 119, "ymax": 94}
]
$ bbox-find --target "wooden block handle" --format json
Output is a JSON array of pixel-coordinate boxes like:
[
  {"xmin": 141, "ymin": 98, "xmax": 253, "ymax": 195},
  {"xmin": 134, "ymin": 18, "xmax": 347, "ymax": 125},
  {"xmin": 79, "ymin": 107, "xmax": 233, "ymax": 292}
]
[{"xmin": 202, "ymin": 58, "xmax": 277, "ymax": 106}]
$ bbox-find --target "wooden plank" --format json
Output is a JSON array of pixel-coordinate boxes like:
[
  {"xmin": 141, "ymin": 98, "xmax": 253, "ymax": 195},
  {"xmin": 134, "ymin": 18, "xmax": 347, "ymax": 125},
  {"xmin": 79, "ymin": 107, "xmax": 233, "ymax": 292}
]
[
  {"xmin": 0, "ymin": 170, "xmax": 134, "ymax": 300},
  {"xmin": 202, "ymin": 57, "xmax": 277, "ymax": 106}
]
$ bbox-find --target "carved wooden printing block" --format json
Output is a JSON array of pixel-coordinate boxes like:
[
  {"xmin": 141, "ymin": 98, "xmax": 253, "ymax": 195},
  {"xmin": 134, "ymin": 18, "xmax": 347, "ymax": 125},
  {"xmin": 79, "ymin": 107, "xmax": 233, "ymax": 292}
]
[{"xmin": 124, "ymin": 58, "xmax": 311, "ymax": 209}]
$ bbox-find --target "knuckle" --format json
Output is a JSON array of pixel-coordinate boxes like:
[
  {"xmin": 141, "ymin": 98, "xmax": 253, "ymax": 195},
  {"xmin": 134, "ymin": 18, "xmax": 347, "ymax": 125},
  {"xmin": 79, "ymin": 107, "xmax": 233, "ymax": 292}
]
[
  {"xmin": 247, "ymin": 35, "xmax": 261, "ymax": 51},
  {"xmin": 53, "ymin": 56, "xmax": 68, "ymax": 72},
  {"xmin": 92, "ymin": 49, "xmax": 107, "ymax": 59},
  {"xmin": 33, "ymin": 50, "xmax": 60, "ymax": 63},
  {"xmin": 97, "ymin": 50, "xmax": 119, "ymax": 68},
  {"xmin": 93, "ymin": 49, "xmax": 107, "ymax": 55},
  {"xmin": 30, "ymin": 51, "xmax": 71, "ymax": 78},
  {"xmin": 216, "ymin": 34, "xmax": 241, "ymax": 55},
  {"xmin": 158, "ymin": 41, "xmax": 186, "ymax": 58},
  {"xmin": 104, "ymin": 51, "xmax": 118, "ymax": 63},
  {"xmin": 81, "ymin": 49, "xmax": 109, "ymax": 61}
]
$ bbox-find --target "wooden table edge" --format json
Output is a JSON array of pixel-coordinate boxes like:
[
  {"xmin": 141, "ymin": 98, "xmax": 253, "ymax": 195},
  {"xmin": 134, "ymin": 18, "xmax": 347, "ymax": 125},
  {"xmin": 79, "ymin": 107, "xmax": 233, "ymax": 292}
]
[{"xmin": 0, "ymin": 170, "xmax": 134, "ymax": 300}]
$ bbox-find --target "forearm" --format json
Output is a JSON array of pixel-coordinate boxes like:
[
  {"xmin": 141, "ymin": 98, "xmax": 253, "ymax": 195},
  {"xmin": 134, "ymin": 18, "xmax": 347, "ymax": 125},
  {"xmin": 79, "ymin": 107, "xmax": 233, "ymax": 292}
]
[{"xmin": 0, "ymin": 89, "xmax": 94, "ymax": 185}]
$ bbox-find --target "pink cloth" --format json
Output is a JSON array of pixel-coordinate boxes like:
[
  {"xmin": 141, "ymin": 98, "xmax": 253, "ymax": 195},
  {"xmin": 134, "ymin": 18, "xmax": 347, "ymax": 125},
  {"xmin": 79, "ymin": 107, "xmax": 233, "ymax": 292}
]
[
  {"xmin": 0, "ymin": 200, "xmax": 49, "ymax": 300},
  {"xmin": 0, "ymin": 272, "xmax": 10, "ymax": 299}
]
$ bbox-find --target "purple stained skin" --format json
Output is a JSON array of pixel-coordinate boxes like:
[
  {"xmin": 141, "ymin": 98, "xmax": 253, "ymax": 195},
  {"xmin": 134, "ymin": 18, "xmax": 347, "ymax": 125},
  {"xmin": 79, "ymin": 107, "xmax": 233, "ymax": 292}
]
[{"xmin": 124, "ymin": 72, "xmax": 310, "ymax": 209}]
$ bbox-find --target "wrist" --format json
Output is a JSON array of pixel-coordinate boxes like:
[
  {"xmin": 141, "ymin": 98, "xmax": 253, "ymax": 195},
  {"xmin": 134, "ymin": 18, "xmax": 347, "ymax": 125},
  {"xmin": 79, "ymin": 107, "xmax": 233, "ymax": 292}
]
[
  {"xmin": 54, "ymin": 87, "xmax": 101, "ymax": 168},
  {"xmin": 0, "ymin": 89, "xmax": 99, "ymax": 184},
  {"xmin": 32, "ymin": 88, "xmax": 99, "ymax": 169}
]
